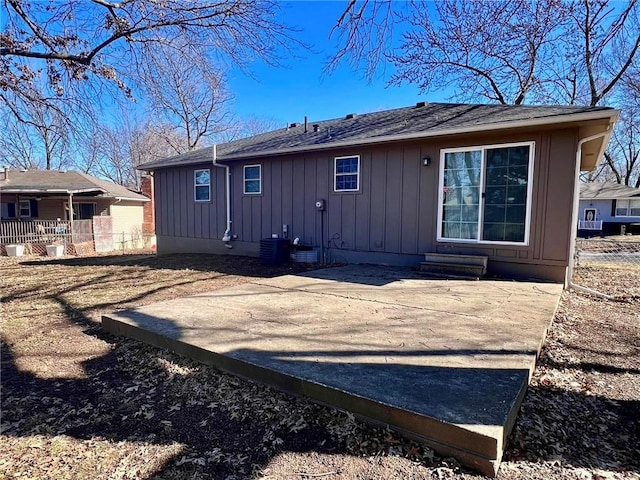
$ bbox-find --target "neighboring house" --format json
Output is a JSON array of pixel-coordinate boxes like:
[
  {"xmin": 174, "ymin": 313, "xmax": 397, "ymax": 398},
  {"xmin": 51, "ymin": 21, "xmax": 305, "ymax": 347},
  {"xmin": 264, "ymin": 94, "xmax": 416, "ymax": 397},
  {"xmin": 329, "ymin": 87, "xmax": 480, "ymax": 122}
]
[
  {"xmin": 578, "ymin": 182, "xmax": 640, "ymax": 236},
  {"xmin": 0, "ymin": 169, "xmax": 153, "ymax": 250},
  {"xmin": 139, "ymin": 102, "xmax": 618, "ymax": 283}
]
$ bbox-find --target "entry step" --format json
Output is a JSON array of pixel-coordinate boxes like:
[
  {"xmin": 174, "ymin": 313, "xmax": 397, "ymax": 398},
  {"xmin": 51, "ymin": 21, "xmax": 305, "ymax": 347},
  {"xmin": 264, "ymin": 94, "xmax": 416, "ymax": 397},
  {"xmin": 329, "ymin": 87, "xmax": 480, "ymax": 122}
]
[{"xmin": 419, "ymin": 253, "xmax": 488, "ymax": 280}]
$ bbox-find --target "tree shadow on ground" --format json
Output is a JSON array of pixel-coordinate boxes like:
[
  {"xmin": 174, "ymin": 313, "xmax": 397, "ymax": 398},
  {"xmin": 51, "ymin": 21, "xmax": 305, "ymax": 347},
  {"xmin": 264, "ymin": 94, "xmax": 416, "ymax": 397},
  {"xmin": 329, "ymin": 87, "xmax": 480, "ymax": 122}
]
[
  {"xmin": 18, "ymin": 253, "xmax": 318, "ymax": 278},
  {"xmin": 3, "ymin": 321, "xmax": 639, "ymax": 478},
  {"xmin": 2, "ymin": 257, "xmax": 639, "ymax": 478}
]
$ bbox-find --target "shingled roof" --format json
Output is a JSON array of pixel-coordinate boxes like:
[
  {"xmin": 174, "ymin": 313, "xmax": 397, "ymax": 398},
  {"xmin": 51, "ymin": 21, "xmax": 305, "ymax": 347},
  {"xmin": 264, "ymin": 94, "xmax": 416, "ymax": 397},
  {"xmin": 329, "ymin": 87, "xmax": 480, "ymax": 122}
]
[
  {"xmin": 138, "ymin": 102, "xmax": 618, "ymax": 170},
  {"xmin": 0, "ymin": 169, "xmax": 149, "ymax": 202},
  {"xmin": 580, "ymin": 182, "xmax": 640, "ymax": 199}
]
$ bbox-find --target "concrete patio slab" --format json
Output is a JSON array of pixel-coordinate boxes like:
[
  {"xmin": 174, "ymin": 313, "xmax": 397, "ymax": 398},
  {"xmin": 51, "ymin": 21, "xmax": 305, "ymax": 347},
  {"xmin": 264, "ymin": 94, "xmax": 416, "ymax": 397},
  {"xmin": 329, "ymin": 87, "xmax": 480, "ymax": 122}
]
[{"xmin": 102, "ymin": 265, "xmax": 563, "ymax": 476}]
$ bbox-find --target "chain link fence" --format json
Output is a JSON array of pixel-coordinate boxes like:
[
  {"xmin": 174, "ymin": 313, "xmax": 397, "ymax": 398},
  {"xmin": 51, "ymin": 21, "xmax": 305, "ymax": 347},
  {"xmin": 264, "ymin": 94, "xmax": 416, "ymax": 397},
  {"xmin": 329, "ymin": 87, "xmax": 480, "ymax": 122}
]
[{"xmin": 573, "ymin": 238, "xmax": 640, "ymax": 299}]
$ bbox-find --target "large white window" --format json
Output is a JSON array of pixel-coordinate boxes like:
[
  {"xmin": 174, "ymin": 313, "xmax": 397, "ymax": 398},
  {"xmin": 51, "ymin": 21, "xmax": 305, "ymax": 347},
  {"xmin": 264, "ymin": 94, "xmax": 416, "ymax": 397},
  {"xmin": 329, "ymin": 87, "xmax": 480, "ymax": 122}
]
[
  {"xmin": 615, "ymin": 199, "xmax": 640, "ymax": 217},
  {"xmin": 438, "ymin": 142, "xmax": 535, "ymax": 245},
  {"xmin": 194, "ymin": 169, "xmax": 211, "ymax": 202},
  {"xmin": 243, "ymin": 164, "xmax": 262, "ymax": 194},
  {"xmin": 334, "ymin": 155, "xmax": 360, "ymax": 192}
]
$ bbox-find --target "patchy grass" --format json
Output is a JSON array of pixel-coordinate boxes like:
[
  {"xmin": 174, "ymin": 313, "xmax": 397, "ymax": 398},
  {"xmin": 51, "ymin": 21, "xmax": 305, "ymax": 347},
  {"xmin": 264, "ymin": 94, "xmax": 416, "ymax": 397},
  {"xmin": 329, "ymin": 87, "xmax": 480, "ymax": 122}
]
[{"xmin": 1, "ymin": 254, "xmax": 639, "ymax": 479}]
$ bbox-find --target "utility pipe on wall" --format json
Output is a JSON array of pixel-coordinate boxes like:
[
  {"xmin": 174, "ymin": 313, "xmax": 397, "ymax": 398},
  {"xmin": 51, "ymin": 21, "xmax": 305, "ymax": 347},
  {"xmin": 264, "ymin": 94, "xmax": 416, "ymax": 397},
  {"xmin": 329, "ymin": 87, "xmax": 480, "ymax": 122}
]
[
  {"xmin": 212, "ymin": 144, "xmax": 233, "ymax": 248},
  {"xmin": 567, "ymin": 129, "xmax": 613, "ymax": 299}
]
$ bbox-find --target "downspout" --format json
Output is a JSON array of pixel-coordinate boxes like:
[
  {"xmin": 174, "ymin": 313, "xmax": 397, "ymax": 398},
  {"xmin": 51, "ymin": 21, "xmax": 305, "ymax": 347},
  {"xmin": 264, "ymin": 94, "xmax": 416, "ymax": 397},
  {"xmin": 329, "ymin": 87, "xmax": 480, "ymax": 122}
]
[
  {"xmin": 212, "ymin": 144, "xmax": 233, "ymax": 248},
  {"xmin": 567, "ymin": 130, "xmax": 614, "ymax": 300}
]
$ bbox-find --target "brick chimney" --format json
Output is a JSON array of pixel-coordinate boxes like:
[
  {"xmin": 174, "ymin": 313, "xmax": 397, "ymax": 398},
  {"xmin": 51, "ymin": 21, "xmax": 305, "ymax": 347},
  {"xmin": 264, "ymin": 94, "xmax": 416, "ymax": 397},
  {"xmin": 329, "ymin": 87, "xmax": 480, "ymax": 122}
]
[
  {"xmin": 1, "ymin": 167, "xmax": 8, "ymax": 181},
  {"xmin": 140, "ymin": 174, "xmax": 155, "ymax": 234}
]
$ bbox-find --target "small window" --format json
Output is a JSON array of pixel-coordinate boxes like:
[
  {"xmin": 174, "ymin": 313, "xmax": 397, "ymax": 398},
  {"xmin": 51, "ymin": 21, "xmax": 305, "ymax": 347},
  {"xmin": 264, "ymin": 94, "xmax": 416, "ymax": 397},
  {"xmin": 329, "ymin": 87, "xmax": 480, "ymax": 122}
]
[
  {"xmin": 630, "ymin": 199, "xmax": 640, "ymax": 217},
  {"xmin": 194, "ymin": 169, "xmax": 211, "ymax": 202},
  {"xmin": 335, "ymin": 155, "xmax": 360, "ymax": 192},
  {"xmin": 615, "ymin": 200, "xmax": 629, "ymax": 217},
  {"xmin": 19, "ymin": 200, "xmax": 31, "ymax": 218},
  {"xmin": 244, "ymin": 165, "xmax": 262, "ymax": 194}
]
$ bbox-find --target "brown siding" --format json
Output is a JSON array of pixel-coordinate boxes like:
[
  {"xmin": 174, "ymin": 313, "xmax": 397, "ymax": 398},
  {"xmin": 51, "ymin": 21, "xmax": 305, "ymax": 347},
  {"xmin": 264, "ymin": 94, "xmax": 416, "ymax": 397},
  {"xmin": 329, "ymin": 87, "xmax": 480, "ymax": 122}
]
[
  {"xmin": 156, "ymin": 127, "xmax": 580, "ymax": 281},
  {"xmin": 153, "ymin": 165, "xmax": 224, "ymax": 240}
]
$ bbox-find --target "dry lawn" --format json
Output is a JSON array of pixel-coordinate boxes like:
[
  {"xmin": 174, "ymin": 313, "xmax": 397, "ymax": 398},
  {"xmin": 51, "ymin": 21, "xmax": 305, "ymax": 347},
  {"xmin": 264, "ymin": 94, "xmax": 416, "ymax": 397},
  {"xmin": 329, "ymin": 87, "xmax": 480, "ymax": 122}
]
[{"xmin": 1, "ymin": 254, "xmax": 638, "ymax": 480}]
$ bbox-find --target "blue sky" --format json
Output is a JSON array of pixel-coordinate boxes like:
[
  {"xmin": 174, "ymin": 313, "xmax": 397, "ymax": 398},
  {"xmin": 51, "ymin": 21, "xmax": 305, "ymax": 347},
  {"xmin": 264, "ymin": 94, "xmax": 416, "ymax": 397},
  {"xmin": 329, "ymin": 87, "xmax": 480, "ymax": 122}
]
[{"xmin": 227, "ymin": 1, "xmax": 447, "ymax": 125}]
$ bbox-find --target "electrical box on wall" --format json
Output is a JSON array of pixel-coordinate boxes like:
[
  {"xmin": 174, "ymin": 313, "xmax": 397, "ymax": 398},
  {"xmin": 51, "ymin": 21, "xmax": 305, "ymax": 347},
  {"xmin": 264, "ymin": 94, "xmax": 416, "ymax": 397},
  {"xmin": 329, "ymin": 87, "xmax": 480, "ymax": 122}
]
[{"xmin": 315, "ymin": 199, "xmax": 325, "ymax": 211}]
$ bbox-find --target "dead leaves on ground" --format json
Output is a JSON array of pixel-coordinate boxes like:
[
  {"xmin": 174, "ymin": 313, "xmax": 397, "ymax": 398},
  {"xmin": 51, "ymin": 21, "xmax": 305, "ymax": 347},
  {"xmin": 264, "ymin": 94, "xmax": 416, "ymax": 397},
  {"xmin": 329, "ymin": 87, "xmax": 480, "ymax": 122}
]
[{"xmin": 1, "ymin": 255, "xmax": 638, "ymax": 479}]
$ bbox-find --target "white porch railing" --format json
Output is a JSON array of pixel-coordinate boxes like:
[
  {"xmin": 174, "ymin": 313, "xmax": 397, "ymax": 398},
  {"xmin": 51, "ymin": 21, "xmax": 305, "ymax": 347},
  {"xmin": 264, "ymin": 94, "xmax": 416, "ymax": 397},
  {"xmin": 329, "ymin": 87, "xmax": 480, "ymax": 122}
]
[
  {"xmin": 0, "ymin": 219, "xmax": 72, "ymax": 245},
  {"xmin": 578, "ymin": 220, "xmax": 603, "ymax": 230}
]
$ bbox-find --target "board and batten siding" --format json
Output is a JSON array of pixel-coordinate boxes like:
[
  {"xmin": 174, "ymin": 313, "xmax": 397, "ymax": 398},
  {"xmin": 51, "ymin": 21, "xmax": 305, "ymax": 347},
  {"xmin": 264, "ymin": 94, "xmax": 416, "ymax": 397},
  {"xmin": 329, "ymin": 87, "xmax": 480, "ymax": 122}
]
[
  {"xmin": 154, "ymin": 166, "xmax": 227, "ymax": 241},
  {"xmin": 226, "ymin": 145, "xmax": 436, "ymax": 255},
  {"xmin": 155, "ymin": 128, "xmax": 580, "ymax": 281}
]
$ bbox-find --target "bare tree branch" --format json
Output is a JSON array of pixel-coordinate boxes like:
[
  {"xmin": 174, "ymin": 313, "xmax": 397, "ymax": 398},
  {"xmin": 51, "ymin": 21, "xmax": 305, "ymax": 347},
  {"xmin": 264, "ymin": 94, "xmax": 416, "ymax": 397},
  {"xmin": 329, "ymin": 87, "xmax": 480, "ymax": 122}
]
[{"xmin": 1, "ymin": 0, "xmax": 301, "ymax": 116}]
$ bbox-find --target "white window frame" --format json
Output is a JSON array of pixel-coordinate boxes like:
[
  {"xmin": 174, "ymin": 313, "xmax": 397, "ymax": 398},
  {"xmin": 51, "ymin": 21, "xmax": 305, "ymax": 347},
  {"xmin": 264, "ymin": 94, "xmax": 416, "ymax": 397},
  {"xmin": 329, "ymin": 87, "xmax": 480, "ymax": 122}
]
[
  {"xmin": 19, "ymin": 199, "xmax": 31, "ymax": 218},
  {"xmin": 437, "ymin": 141, "xmax": 536, "ymax": 246},
  {"xmin": 615, "ymin": 199, "xmax": 640, "ymax": 217},
  {"xmin": 243, "ymin": 164, "xmax": 262, "ymax": 195},
  {"xmin": 334, "ymin": 155, "xmax": 360, "ymax": 192},
  {"xmin": 194, "ymin": 168, "xmax": 211, "ymax": 202}
]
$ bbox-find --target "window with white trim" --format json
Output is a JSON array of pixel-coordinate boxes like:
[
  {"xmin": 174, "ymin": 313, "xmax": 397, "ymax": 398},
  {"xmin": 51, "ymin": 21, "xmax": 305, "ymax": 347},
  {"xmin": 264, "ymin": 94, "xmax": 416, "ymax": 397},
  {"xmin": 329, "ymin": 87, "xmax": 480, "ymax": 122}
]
[
  {"xmin": 243, "ymin": 164, "xmax": 262, "ymax": 194},
  {"xmin": 194, "ymin": 169, "xmax": 211, "ymax": 202},
  {"xmin": 438, "ymin": 142, "xmax": 535, "ymax": 245},
  {"xmin": 19, "ymin": 200, "xmax": 31, "ymax": 218},
  {"xmin": 334, "ymin": 155, "xmax": 360, "ymax": 192},
  {"xmin": 615, "ymin": 199, "xmax": 640, "ymax": 217}
]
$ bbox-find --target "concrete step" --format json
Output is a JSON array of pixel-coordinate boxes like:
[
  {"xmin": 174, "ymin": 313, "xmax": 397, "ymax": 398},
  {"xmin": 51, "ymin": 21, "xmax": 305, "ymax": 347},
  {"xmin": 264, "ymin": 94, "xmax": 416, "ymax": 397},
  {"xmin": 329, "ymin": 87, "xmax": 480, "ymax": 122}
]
[
  {"xmin": 424, "ymin": 253, "xmax": 489, "ymax": 269},
  {"xmin": 418, "ymin": 261, "xmax": 486, "ymax": 280}
]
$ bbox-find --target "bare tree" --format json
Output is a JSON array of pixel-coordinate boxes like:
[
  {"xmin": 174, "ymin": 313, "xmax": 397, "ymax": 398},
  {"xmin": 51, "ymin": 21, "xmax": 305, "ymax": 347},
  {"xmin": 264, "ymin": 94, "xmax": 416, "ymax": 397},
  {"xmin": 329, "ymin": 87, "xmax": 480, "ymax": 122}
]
[
  {"xmin": 0, "ymin": 0, "xmax": 299, "ymax": 117},
  {"xmin": 1, "ymin": 90, "xmax": 71, "ymax": 170},
  {"xmin": 0, "ymin": 117, "xmax": 39, "ymax": 170},
  {"xmin": 219, "ymin": 115, "xmax": 284, "ymax": 142},
  {"xmin": 602, "ymin": 111, "xmax": 640, "ymax": 187},
  {"xmin": 326, "ymin": 0, "xmax": 398, "ymax": 80},
  {"xmin": 330, "ymin": 0, "xmax": 640, "ymax": 107},
  {"xmin": 139, "ymin": 43, "xmax": 234, "ymax": 152},
  {"xmin": 559, "ymin": 0, "xmax": 640, "ymax": 106},
  {"xmin": 78, "ymin": 115, "xmax": 184, "ymax": 189}
]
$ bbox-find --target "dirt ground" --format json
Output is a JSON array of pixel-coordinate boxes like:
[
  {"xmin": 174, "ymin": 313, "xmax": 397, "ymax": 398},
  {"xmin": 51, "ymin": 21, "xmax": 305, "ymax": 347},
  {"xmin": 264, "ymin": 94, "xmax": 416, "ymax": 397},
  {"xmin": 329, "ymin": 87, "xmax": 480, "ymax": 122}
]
[{"xmin": 1, "ymin": 254, "xmax": 638, "ymax": 480}]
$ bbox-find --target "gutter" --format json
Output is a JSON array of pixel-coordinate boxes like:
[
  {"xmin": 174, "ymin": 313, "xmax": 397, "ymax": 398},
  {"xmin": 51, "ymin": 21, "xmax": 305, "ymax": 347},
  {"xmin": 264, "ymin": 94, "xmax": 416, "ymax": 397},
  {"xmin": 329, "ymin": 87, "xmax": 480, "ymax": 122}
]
[
  {"xmin": 114, "ymin": 196, "xmax": 151, "ymax": 202},
  {"xmin": 567, "ymin": 129, "xmax": 616, "ymax": 300},
  {"xmin": 212, "ymin": 144, "xmax": 233, "ymax": 248}
]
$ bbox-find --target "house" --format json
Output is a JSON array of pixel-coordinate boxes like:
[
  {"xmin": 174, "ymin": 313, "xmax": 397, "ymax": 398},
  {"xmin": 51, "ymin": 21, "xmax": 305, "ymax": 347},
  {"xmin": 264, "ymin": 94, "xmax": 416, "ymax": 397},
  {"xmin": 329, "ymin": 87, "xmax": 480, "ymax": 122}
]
[
  {"xmin": 0, "ymin": 169, "xmax": 154, "ymax": 253},
  {"xmin": 139, "ymin": 102, "xmax": 619, "ymax": 283},
  {"xmin": 578, "ymin": 182, "xmax": 640, "ymax": 236}
]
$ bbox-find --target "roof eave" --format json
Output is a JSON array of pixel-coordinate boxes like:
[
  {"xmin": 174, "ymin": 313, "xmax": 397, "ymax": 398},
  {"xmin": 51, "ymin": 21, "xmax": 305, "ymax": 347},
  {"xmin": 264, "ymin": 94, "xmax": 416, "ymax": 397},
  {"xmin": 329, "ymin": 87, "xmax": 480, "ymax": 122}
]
[
  {"xmin": 0, "ymin": 187, "xmax": 103, "ymax": 194},
  {"xmin": 581, "ymin": 195, "xmax": 640, "ymax": 200},
  {"xmin": 138, "ymin": 109, "xmax": 620, "ymax": 170}
]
